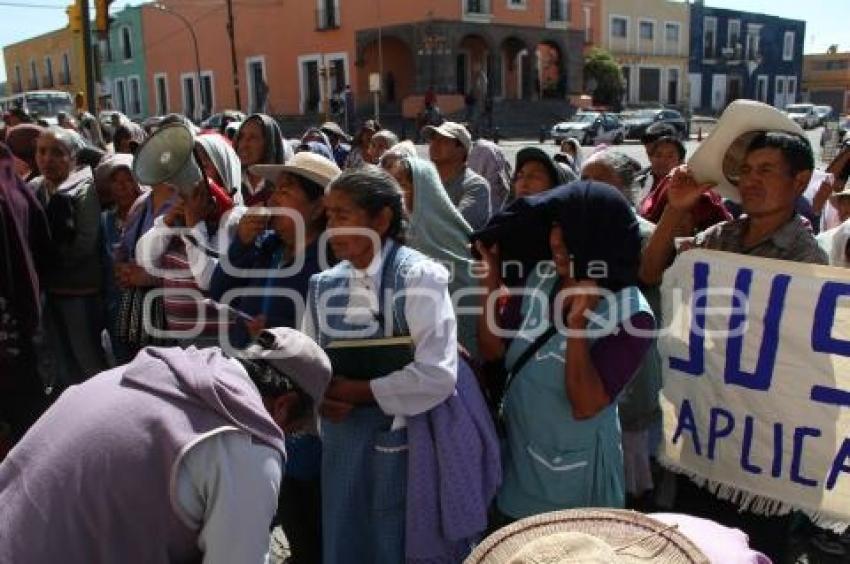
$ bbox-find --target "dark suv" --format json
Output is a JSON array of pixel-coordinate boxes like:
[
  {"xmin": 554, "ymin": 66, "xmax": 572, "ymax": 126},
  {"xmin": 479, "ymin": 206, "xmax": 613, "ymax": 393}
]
[{"xmin": 621, "ymin": 108, "xmax": 688, "ymax": 141}]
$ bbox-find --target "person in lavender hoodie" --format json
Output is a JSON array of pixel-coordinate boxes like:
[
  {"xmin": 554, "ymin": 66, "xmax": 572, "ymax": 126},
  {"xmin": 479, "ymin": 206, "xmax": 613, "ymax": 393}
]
[{"xmin": 0, "ymin": 327, "xmax": 331, "ymax": 564}]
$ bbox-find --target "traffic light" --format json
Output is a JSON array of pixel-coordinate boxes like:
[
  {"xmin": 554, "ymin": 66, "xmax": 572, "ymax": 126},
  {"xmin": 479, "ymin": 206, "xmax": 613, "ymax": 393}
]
[
  {"xmin": 66, "ymin": 1, "xmax": 82, "ymax": 33},
  {"xmin": 95, "ymin": 0, "xmax": 112, "ymax": 33}
]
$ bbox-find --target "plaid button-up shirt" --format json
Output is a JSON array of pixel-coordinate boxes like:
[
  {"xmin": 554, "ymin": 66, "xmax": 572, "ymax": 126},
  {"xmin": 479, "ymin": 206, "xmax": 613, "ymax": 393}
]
[{"xmin": 694, "ymin": 215, "xmax": 829, "ymax": 265}]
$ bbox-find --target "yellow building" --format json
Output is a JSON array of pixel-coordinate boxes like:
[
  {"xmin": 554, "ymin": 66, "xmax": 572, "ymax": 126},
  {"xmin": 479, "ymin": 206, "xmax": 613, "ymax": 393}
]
[
  {"xmin": 600, "ymin": 0, "xmax": 690, "ymax": 107},
  {"xmin": 3, "ymin": 27, "xmax": 84, "ymax": 98},
  {"xmin": 803, "ymin": 51, "xmax": 850, "ymax": 115}
]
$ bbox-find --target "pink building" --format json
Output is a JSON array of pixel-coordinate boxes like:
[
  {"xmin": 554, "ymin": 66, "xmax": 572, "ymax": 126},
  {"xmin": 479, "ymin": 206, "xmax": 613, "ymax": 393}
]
[{"xmin": 142, "ymin": 0, "xmax": 597, "ymax": 121}]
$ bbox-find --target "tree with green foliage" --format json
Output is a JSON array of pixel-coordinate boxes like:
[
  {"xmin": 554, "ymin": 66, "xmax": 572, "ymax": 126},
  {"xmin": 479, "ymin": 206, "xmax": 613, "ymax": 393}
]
[{"xmin": 584, "ymin": 48, "xmax": 624, "ymax": 109}]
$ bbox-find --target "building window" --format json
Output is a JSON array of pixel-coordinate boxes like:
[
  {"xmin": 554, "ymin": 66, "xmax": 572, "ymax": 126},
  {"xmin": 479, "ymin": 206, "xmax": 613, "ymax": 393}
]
[
  {"xmin": 182, "ymin": 74, "xmax": 197, "ymax": 120},
  {"xmin": 583, "ymin": 6, "xmax": 592, "ymax": 42},
  {"xmin": 788, "ymin": 76, "xmax": 797, "ymax": 101},
  {"xmin": 703, "ymin": 17, "xmax": 717, "ymax": 59},
  {"xmin": 29, "ymin": 60, "xmax": 39, "ymax": 90},
  {"xmin": 316, "ymin": 0, "xmax": 340, "ymax": 30},
  {"xmin": 783, "ymin": 31, "xmax": 795, "ymax": 61},
  {"xmin": 154, "ymin": 74, "xmax": 169, "ymax": 115},
  {"xmin": 665, "ymin": 22, "xmax": 680, "ymax": 44},
  {"xmin": 14, "ymin": 65, "xmax": 22, "ymax": 92},
  {"xmin": 507, "ymin": 0, "xmax": 527, "ymax": 9},
  {"xmin": 61, "ymin": 53, "xmax": 71, "ymax": 85},
  {"xmin": 667, "ymin": 68, "xmax": 679, "ymax": 105},
  {"xmin": 727, "ymin": 20, "xmax": 740, "ymax": 50},
  {"xmin": 756, "ymin": 75, "xmax": 768, "ymax": 102},
  {"xmin": 114, "ymin": 78, "xmax": 127, "ymax": 113},
  {"xmin": 547, "ymin": 0, "xmax": 568, "ymax": 23},
  {"xmin": 746, "ymin": 25, "xmax": 761, "ymax": 60},
  {"xmin": 44, "ymin": 57, "xmax": 53, "ymax": 88},
  {"xmin": 128, "ymin": 76, "xmax": 141, "ymax": 116},
  {"xmin": 640, "ymin": 21, "xmax": 654, "ymax": 41},
  {"xmin": 611, "ymin": 17, "xmax": 627, "ymax": 39},
  {"xmin": 246, "ymin": 56, "xmax": 268, "ymax": 114},
  {"xmin": 200, "ymin": 72, "xmax": 214, "ymax": 118},
  {"xmin": 121, "ymin": 27, "xmax": 133, "ymax": 60}
]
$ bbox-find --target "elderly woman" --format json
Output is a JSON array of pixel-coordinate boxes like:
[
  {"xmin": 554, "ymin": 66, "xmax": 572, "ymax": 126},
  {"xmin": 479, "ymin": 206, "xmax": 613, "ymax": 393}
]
[
  {"xmin": 511, "ymin": 146, "xmax": 574, "ymax": 200},
  {"xmin": 344, "ymin": 119, "xmax": 380, "ymax": 169},
  {"xmin": 302, "ymin": 168, "xmax": 459, "ymax": 563},
  {"xmin": 234, "ymin": 114, "xmax": 293, "ymax": 206},
  {"xmin": 474, "ymin": 181, "xmax": 655, "ymax": 522},
  {"xmin": 365, "ymin": 129, "xmax": 399, "ymax": 165},
  {"xmin": 196, "ymin": 133, "xmax": 242, "ymax": 198},
  {"xmin": 469, "ymin": 139, "xmax": 512, "ymax": 211},
  {"xmin": 387, "ymin": 155, "xmax": 479, "ymax": 355},
  {"xmin": 112, "ymin": 122, "xmax": 147, "ymax": 155},
  {"xmin": 30, "ymin": 126, "xmax": 107, "ymax": 387},
  {"xmin": 95, "ymin": 154, "xmax": 151, "ymax": 365}
]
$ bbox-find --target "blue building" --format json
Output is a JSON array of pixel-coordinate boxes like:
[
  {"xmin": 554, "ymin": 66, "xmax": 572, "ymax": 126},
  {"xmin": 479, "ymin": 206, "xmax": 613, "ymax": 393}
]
[{"xmin": 688, "ymin": 1, "xmax": 804, "ymax": 114}]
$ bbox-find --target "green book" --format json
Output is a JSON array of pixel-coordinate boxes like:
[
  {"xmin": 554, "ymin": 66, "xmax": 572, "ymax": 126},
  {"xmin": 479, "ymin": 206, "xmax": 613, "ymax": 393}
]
[{"xmin": 325, "ymin": 336, "xmax": 415, "ymax": 381}]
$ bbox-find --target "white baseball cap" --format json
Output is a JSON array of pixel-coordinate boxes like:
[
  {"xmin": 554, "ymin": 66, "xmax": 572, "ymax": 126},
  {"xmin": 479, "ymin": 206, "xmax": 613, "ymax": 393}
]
[{"xmin": 422, "ymin": 121, "xmax": 472, "ymax": 153}]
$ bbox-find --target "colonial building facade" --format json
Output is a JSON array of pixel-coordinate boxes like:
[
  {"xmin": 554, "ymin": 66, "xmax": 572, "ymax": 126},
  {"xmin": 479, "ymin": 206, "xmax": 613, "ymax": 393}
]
[
  {"xmin": 803, "ymin": 50, "xmax": 850, "ymax": 114},
  {"xmin": 688, "ymin": 1, "xmax": 805, "ymax": 113}
]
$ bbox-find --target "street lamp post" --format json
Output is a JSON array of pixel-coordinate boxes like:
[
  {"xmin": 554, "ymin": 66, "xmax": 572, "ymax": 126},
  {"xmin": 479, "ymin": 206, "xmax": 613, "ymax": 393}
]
[{"xmin": 154, "ymin": 3, "xmax": 203, "ymax": 121}]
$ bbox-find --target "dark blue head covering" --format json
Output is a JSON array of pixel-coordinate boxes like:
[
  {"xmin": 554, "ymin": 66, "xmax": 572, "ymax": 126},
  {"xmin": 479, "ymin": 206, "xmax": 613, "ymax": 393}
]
[{"xmin": 471, "ymin": 180, "xmax": 641, "ymax": 292}]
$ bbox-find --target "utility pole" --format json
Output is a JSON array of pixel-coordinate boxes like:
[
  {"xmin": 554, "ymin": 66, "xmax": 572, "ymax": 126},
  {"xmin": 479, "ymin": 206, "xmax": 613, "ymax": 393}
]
[
  {"xmin": 226, "ymin": 0, "xmax": 242, "ymax": 111},
  {"xmin": 79, "ymin": 0, "xmax": 97, "ymax": 113}
]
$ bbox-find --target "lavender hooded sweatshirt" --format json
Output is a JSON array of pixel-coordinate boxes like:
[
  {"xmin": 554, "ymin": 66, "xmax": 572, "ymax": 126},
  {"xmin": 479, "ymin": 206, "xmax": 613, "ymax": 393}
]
[{"xmin": 0, "ymin": 346, "xmax": 285, "ymax": 563}]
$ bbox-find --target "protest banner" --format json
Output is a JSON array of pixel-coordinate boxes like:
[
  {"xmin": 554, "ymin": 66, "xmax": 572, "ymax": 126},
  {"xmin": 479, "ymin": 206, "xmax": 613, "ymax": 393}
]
[{"xmin": 658, "ymin": 249, "xmax": 850, "ymax": 530}]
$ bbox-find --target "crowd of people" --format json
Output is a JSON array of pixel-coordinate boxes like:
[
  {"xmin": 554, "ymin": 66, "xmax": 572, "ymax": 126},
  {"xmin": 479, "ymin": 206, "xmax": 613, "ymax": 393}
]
[{"xmin": 1, "ymin": 100, "xmax": 849, "ymax": 563}]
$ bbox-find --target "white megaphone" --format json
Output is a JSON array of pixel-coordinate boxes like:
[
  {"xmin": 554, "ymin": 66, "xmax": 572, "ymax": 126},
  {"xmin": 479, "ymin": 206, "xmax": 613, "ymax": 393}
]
[{"xmin": 133, "ymin": 123, "xmax": 202, "ymax": 197}]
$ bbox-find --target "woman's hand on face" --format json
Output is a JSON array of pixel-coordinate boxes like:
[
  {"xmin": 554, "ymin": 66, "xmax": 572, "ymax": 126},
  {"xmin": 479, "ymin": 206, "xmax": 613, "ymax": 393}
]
[
  {"xmin": 474, "ymin": 240, "xmax": 502, "ymax": 290},
  {"xmin": 237, "ymin": 206, "xmax": 268, "ymax": 245},
  {"xmin": 562, "ymin": 280, "xmax": 601, "ymax": 330}
]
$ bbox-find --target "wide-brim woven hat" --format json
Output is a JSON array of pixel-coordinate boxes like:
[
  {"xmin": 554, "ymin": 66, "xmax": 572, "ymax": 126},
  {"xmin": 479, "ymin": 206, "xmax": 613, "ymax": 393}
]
[
  {"xmin": 687, "ymin": 99, "xmax": 804, "ymax": 203},
  {"xmin": 465, "ymin": 509, "xmax": 709, "ymax": 564},
  {"xmin": 250, "ymin": 150, "xmax": 341, "ymax": 190}
]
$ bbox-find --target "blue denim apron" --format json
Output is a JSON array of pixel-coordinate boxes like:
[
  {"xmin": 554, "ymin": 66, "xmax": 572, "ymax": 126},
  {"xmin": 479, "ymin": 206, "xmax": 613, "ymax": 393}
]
[
  {"xmin": 497, "ymin": 266, "xmax": 652, "ymax": 519},
  {"xmin": 310, "ymin": 243, "xmax": 426, "ymax": 564}
]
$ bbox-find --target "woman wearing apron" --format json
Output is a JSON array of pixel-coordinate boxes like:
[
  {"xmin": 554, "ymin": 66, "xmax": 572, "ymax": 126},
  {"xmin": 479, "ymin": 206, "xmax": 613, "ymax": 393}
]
[
  {"xmin": 301, "ymin": 167, "xmax": 457, "ymax": 563},
  {"xmin": 475, "ymin": 181, "xmax": 656, "ymax": 521}
]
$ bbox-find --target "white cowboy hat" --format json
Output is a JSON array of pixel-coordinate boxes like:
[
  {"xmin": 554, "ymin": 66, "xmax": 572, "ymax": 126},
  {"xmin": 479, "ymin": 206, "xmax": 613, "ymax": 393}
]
[
  {"xmin": 250, "ymin": 150, "xmax": 341, "ymax": 190},
  {"xmin": 687, "ymin": 99, "xmax": 805, "ymax": 203},
  {"xmin": 465, "ymin": 509, "xmax": 708, "ymax": 564}
]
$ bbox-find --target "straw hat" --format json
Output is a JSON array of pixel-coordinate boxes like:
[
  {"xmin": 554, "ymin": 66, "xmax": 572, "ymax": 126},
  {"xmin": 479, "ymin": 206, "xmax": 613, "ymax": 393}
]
[
  {"xmin": 250, "ymin": 150, "xmax": 341, "ymax": 190},
  {"xmin": 687, "ymin": 99, "xmax": 805, "ymax": 203},
  {"xmin": 465, "ymin": 509, "xmax": 708, "ymax": 564}
]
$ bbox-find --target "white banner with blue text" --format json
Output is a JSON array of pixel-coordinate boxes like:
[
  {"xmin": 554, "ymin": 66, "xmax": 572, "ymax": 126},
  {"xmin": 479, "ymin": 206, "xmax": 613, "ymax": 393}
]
[{"xmin": 658, "ymin": 249, "xmax": 850, "ymax": 530}]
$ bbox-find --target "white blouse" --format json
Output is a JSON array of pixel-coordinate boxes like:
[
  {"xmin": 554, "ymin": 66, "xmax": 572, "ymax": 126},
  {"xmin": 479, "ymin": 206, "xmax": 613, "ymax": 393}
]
[{"xmin": 301, "ymin": 245, "xmax": 458, "ymax": 428}]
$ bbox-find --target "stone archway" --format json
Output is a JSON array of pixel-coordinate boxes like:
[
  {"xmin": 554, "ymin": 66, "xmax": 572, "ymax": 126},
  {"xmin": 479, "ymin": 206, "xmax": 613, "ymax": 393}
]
[
  {"xmin": 500, "ymin": 36, "xmax": 529, "ymax": 100},
  {"xmin": 358, "ymin": 36, "xmax": 415, "ymax": 108},
  {"xmin": 535, "ymin": 40, "xmax": 566, "ymax": 99},
  {"xmin": 457, "ymin": 34, "xmax": 491, "ymax": 97}
]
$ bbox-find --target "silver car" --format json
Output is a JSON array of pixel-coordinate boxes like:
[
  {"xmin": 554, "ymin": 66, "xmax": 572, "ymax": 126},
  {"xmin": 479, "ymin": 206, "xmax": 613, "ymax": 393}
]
[
  {"xmin": 785, "ymin": 103, "xmax": 819, "ymax": 130},
  {"xmin": 550, "ymin": 111, "xmax": 625, "ymax": 146}
]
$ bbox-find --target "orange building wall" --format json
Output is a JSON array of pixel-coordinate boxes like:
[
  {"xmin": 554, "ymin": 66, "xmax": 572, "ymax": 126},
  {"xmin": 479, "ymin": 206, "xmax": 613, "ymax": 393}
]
[{"xmin": 143, "ymin": 0, "xmax": 595, "ymax": 116}]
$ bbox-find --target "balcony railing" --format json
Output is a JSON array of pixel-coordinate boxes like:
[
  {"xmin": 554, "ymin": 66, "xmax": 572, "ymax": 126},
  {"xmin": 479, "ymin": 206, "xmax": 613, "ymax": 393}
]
[{"xmin": 316, "ymin": 6, "xmax": 340, "ymax": 30}]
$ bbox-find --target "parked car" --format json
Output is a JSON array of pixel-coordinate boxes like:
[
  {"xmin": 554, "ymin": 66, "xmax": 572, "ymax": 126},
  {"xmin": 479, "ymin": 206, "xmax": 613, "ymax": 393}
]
[
  {"xmin": 550, "ymin": 111, "xmax": 625, "ymax": 146},
  {"xmin": 814, "ymin": 105, "xmax": 835, "ymax": 127},
  {"xmin": 620, "ymin": 108, "xmax": 688, "ymax": 141},
  {"xmin": 201, "ymin": 110, "xmax": 246, "ymax": 131},
  {"xmin": 785, "ymin": 103, "xmax": 819, "ymax": 129}
]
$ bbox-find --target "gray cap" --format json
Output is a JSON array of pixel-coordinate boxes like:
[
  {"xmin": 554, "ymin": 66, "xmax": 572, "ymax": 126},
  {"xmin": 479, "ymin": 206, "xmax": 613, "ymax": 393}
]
[
  {"xmin": 242, "ymin": 327, "xmax": 332, "ymax": 405},
  {"xmin": 422, "ymin": 121, "xmax": 473, "ymax": 153}
]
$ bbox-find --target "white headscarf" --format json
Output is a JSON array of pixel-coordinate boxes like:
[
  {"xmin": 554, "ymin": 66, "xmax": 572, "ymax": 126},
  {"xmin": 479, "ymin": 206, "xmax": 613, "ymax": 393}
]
[{"xmin": 196, "ymin": 134, "xmax": 242, "ymax": 198}]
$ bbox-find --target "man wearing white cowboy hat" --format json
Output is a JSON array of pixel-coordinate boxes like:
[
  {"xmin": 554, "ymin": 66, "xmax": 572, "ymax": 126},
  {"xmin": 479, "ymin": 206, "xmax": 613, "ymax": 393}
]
[
  {"xmin": 423, "ymin": 121, "xmax": 492, "ymax": 229},
  {"xmin": 641, "ymin": 99, "xmax": 828, "ymax": 286},
  {"xmin": 0, "ymin": 328, "xmax": 331, "ymax": 564}
]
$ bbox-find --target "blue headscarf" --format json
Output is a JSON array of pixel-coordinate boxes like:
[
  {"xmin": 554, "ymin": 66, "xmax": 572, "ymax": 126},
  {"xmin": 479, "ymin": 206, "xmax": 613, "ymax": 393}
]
[{"xmin": 471, "ymin": 181, "xmax": 641, "ymax": 292}]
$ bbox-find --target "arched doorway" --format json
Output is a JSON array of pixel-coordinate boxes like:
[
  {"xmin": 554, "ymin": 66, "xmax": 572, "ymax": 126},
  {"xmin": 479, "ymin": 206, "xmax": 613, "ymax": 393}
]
[
  {"xmin": 358, "ymin": 37, "xmax": 415, "ymax": 109},
  {"xmin": 457, "ymin": 34, "xmax": 490, "ymax": 97},
  {"xmin": 535, "ymin": 41, "xmax": 566, "ymax": 99},
  {"xmin": 501, "ymin": 37, "xmax": 528, "ymax": 100}
]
